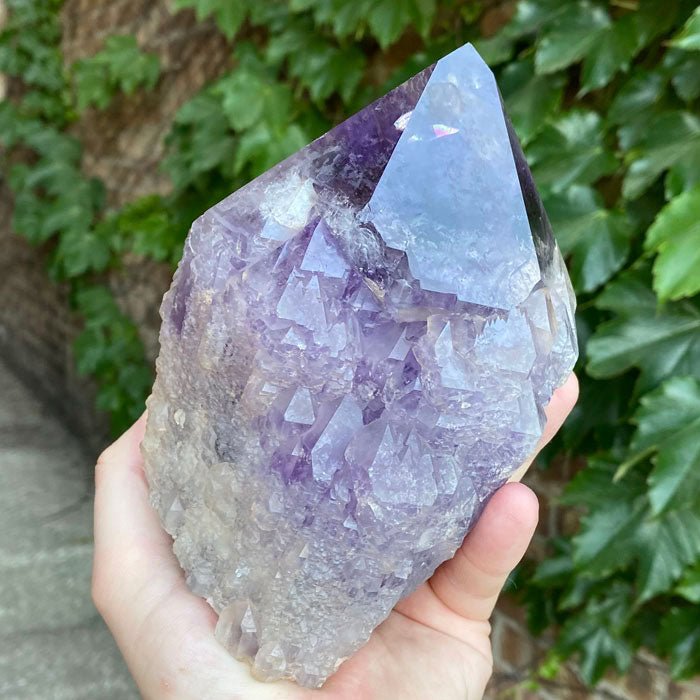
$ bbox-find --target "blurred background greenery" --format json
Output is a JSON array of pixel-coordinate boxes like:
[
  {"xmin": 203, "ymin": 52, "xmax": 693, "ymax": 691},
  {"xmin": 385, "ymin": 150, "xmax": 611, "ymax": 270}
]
[{"xmin": 2, "ymin": 0, "xmax": 700, "ymax": 694}]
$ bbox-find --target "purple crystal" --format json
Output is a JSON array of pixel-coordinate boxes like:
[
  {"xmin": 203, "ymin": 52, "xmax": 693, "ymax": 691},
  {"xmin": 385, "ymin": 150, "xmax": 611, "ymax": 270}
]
[{"xmin": 142, "ymin": 43, "xmax": 577, "ymax": 688}]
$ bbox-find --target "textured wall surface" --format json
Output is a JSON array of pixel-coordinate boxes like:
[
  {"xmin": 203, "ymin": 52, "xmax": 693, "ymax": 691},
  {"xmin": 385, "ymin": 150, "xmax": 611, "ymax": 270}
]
[
  {"xmin": 0, "ymin": 182, "xmax": 105, "ymax": 449},
  {"xmin": 61, "ymin": 0, "xmax": 231, "ymax": 208},
  {"xmin": 1, "ymin": 2, "xmax": 699, "ymax": 697},
  {"xmin": 0, "ymin": 0, "xmax": 230, "ymax": 448}
]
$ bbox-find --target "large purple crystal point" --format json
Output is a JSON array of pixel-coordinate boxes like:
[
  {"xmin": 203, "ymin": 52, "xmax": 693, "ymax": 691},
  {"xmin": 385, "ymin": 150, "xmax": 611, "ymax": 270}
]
[{"xmin": 142, "ymin": 43, "xmax": 578, "ymax": 688}]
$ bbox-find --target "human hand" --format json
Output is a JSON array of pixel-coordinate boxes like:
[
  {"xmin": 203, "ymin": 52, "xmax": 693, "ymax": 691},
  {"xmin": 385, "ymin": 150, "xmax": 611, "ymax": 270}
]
[{"xmin": 93, "ymin": 374, "xmax": 578, "ymax": 700}]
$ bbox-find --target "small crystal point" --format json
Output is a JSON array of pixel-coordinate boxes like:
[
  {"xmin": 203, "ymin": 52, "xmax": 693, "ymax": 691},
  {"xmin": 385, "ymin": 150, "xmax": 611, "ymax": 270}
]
[{"xmin": 143, "ymin": 42, "xmax": 577, "ymax": 688}]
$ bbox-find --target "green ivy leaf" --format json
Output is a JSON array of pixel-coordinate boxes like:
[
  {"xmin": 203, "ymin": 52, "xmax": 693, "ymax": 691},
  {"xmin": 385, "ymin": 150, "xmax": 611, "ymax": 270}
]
[
  {"xmin": 54, "ymin": 227, "xmax": 111, "ymax": 278},
  {"xmin": 118, "ymin": 363, "xmax": 153, "ymax": 402},
  {"xmin": 72, "ymin": 34, "xmax": 160, "ymax": 111},
  {"xmin": 670, "ymin": 6, "xmax": 700, "ymax": 51},
  {"xmin": 367, "ymin": 0, "xmax": 415, "ymax": 49},
  {"xmin": 20, "ymin": 89, "xmax": 70, "ymax": 125},
  {"xmin": 645, "ymin": 185, "xmax": 700, "ymax": 302},
  {"xmin": 659, "ymin": 607, "xmax": 700, "ymax": 679},
  {"xmin": 503, "ymin": 0, "xmax": 569, "ymax": 40},
  {"xmin": 173, "ymin": 0, "xmax": 248, "ymax": 39},
  {"xmin": 531, "ymin": 548, "xmax": 575, "ymax": 588},
  {"xmin": 666, "ymin": 155, "xmax": 700, "ymax": 200},
  {"xmin": 471, "ymin": 34, "xmax": 515, "ymax": 66},
  {"xmin": 570, "ymin": 491, "xmax": 646, "ymax": 575},
  {"xmin": 664, "ymin": 48, "xmax": 700, "ymax": 102},
  {"xmin": 545, "ymin": 185, "xmax": 632, "ymax": 293},
  {"xmin": 629, "ymin": 377, "xmax": 700, "ymax": 457},
  {"xmin": 500, "ymin": 57, "xmax": 564, "ymax": 145},
  {"xmin": 211, "ymin": 3, "xmax": 248, "ymax": 39},
  {"xmin": 102, "ymin": 35, "xmax": 159, "ymax": 92},
  {"xmin": 164, "ymin": 91, "xmax": 237, "ymax": 189},
  {"xmin": 215, "ymin": 69, "xmax": 292, "ymax": 131},
  {"xmin": 560, "ymin": 457, "xmax": 640, "ymax": 511},
  {"xmin": 608, "ymin": 70, "xmax": 668, "ymax": 125},
  {"xmin": 114, "ymin": 195, "xmax": 181, "ymax": 263},
  {"xmin": 578, "ymin": 17, "xmax": 636, "ymax": 95},
  {"xmin": 527, "ymin": 110, "xmax": 618, "ymax": 192},
  {"xmin": 266, "ymin": 23, "xmax": 366, "ymax": 103},
  {"xmin": 562, "ymin": 458, "xmax": 700, "ymax": 601},
  {"xmin": 22, "ymin": 125, "xmax": 82, "ymax": 163},
  {"xmin": 676, "ymin": 564, "xmax": 700, "ymax": 603},
  {"xmin": 234, "ymin": 122, "xmax": 309, "ymax": 177},
  {"xmin": 73, "ymin": 59, "xmax": 110, "ymax": 110},
  {"xmin": 12, "ymin": 189, "xmax": 45, "ymax": 243},
  {"xmin": 95, "ymin": 382, "xmax": 123, "ymax": 413},
  {"xmin": 586, "ymin": 266, "xmax": 700, "ymax": 391},
  {"xmin": 23, "ymin": 158, "xmax": 80, "ymax": 195},
  {"xmin": 73, "ymin": 327, "xmax": 107, "ymax": 376},
  {"xmin": 620, "ymin": 111, "xmax": 700, "ymax": 200},
  {"xmin": 634, "ymin": 507, "xmax": 700, "ymax": 601},
  {"xmin": 536, "ymin": 0, "xmax": 676, "ymax": 92},
  {"xmin": 289, "ymin": 0, "xmax": 369, "ymax": 39},
  {"xmin": 534, "ymin": 1, "xmax": 611, "ymax": 75},
  {"xmin": 74, "ymin": 285, "xmax": 121, "ymax": 326},
  {"xmin": 555, "ymin": 582, "xmax": 635, "ymax": 684},
  {"xmin": 561, "ymin": 372, "xmax": 635, "ymax": 453},
  {"xmin": 232, "ymin": 123, "xmax": 268, "ymax": 173},
  {"xmin": 330, "ymin": 3, "xmax": 368, "ymax": 38},
  {"xmin": 72, "ymin": 284, "xmax": 150, "ymax": 433},
  {"xmin": 634, "ymin": 0, "xmax": 680, "ymax": 47},
  {"xmin": 410, "ymin": 0, "xmax": 437, "ymax": 38},
  {"xmin": 14, "ymin": 37, "xmax": 65, "ymax": 91},
  {"xmin": 560, "ymin": 459, "xmax": 646, "ymax": 574},
  {"xmin": 0, "ymin": 101, "xmax": 21, "ymax": 146},
  {"xmin": 627, "ymin": 376, "xmax": 700, "ymax": 515},
  {"xmin": 673, "ymin": 58, "xmax": 700, "ymax": 102}
]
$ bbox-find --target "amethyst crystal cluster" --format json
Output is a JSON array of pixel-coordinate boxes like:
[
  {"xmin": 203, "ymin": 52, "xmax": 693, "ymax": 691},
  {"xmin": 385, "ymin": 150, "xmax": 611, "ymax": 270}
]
[{"xmin": 142, "ymin": 43, "xmax": 577, "ymax": 687}]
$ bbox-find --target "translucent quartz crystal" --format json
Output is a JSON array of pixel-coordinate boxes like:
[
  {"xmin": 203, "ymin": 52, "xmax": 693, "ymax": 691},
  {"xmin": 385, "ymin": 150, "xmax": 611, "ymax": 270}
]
[{"xmin": 142, "ymin": 42, "xmax": 578, "ymax": 688}]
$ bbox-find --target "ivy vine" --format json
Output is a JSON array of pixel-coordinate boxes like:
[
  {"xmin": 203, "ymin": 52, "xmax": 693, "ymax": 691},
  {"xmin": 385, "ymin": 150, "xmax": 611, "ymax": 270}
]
[{"xmin": 0, "ymin": 0, "xmax": 156, "ymax": 433}]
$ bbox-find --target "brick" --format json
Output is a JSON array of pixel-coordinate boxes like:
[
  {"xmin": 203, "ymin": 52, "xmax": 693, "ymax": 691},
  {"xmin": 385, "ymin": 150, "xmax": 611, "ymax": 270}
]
[
  {"xmin": 480, "ymin": 2, "xmax": 517, "ymax": 37},
  {"xmin": 500, "ymin": 623, "xmax": 536, "ymax": 670},
  {"xmin": 668, "ymin": 680, "xmax": 700, "ymax": 699},
  {"xmin": 496, "ymin": 593, "xmax": 529, "ymax": 629}
]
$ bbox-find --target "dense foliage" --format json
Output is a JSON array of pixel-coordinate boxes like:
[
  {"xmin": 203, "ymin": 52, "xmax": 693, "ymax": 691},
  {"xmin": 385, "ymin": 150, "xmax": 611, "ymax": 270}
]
[
  {"xmin": 1, "ymin": 0, "xmax": 700, "ymax": 687},
  {"xmin": 0, "ymin": 0, "xmax": 155, "ymax": 430}
]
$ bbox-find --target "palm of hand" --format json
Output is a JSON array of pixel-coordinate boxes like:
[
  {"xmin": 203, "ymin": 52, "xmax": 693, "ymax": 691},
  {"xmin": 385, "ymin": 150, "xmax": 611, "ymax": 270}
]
[{"xmin": 93, "ymin": 376, "xmax": 577, "ymax": 700}]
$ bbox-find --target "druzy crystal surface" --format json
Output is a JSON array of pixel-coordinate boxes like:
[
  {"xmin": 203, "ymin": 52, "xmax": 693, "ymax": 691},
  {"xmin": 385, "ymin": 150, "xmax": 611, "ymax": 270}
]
[{"xmin": 142, "ymin": 43, "xmax": 578, "ymax": 688}]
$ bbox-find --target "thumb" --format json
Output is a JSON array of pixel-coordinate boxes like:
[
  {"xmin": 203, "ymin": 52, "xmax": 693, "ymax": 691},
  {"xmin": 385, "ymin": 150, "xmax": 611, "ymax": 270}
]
[{"xmin": 428, "ymin": 482, "xmax": 539, "ymax": 622}]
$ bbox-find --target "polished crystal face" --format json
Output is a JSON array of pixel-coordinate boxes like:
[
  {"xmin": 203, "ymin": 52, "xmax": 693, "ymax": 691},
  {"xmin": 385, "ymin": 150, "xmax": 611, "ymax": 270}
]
[{"xmin": 142, "ymin": 43, "xmax": 578, "ymax": 688}]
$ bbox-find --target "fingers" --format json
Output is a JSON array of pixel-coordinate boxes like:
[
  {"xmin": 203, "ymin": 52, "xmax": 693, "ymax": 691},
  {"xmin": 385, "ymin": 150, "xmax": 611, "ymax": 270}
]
[
  {"xmin": 92, "ymin": 415, "xmax": 221, "ymax": 697},
  {"xmin": 429, "ymin": 482, "xmax": 539, "ymax": 622},
  {"xmin": 543, "ymin": 372, "xmax": 579, "ymax": 443},
  {"xmin": 92, "ymin": 417, "xmax": 310, "ymax": 700},
  {"xmin": 93, "ymin": 412, "xmax": 173, "ymax": 577},
  {"xmin": 92, "ymin": 412, "xmax": 185, "ymax": 628},
  {"xmin": 426, "ymin": 373, "xmax": 578, "ymax": 622},
  {"xmin": 93, "ymin": 413, "xmax": 160, "ymax": 549},
  {"xmin": 509, "ymin": 372, "xmax": 579, "ymax": 482}
]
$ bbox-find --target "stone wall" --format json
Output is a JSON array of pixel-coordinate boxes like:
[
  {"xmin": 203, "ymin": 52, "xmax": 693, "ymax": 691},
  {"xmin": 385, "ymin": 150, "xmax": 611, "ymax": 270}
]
[
  {"xmin": 0, "ymin": 0, "xmax": 229, "ymax": 446},
  {"xmin": 0, "ymin": 181, "xmax": 105, "ymax": 451},
  {"xmin": 62, "ymin": 0, "xmax": 234, "ymax": 368},
  {"xmin": 62, "ymin": 0, "xmax": 232, "ymax": 208},
  {"xmin": 1, "ymin": 2, "xmax": 698, "ymax": 698}
]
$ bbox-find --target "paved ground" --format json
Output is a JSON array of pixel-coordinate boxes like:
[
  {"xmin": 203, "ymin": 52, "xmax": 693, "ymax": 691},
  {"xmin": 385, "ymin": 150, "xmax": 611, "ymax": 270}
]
[{"xmin": 0, "ymin": 359, "xmax": 139, "ymax": 699}]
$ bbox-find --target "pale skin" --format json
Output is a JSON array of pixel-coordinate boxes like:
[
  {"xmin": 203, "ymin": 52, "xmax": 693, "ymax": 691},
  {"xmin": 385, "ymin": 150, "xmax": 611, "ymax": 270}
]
[{"xmin": 93, "ymin": 373, "xmax": 578, "ymax": 700}]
